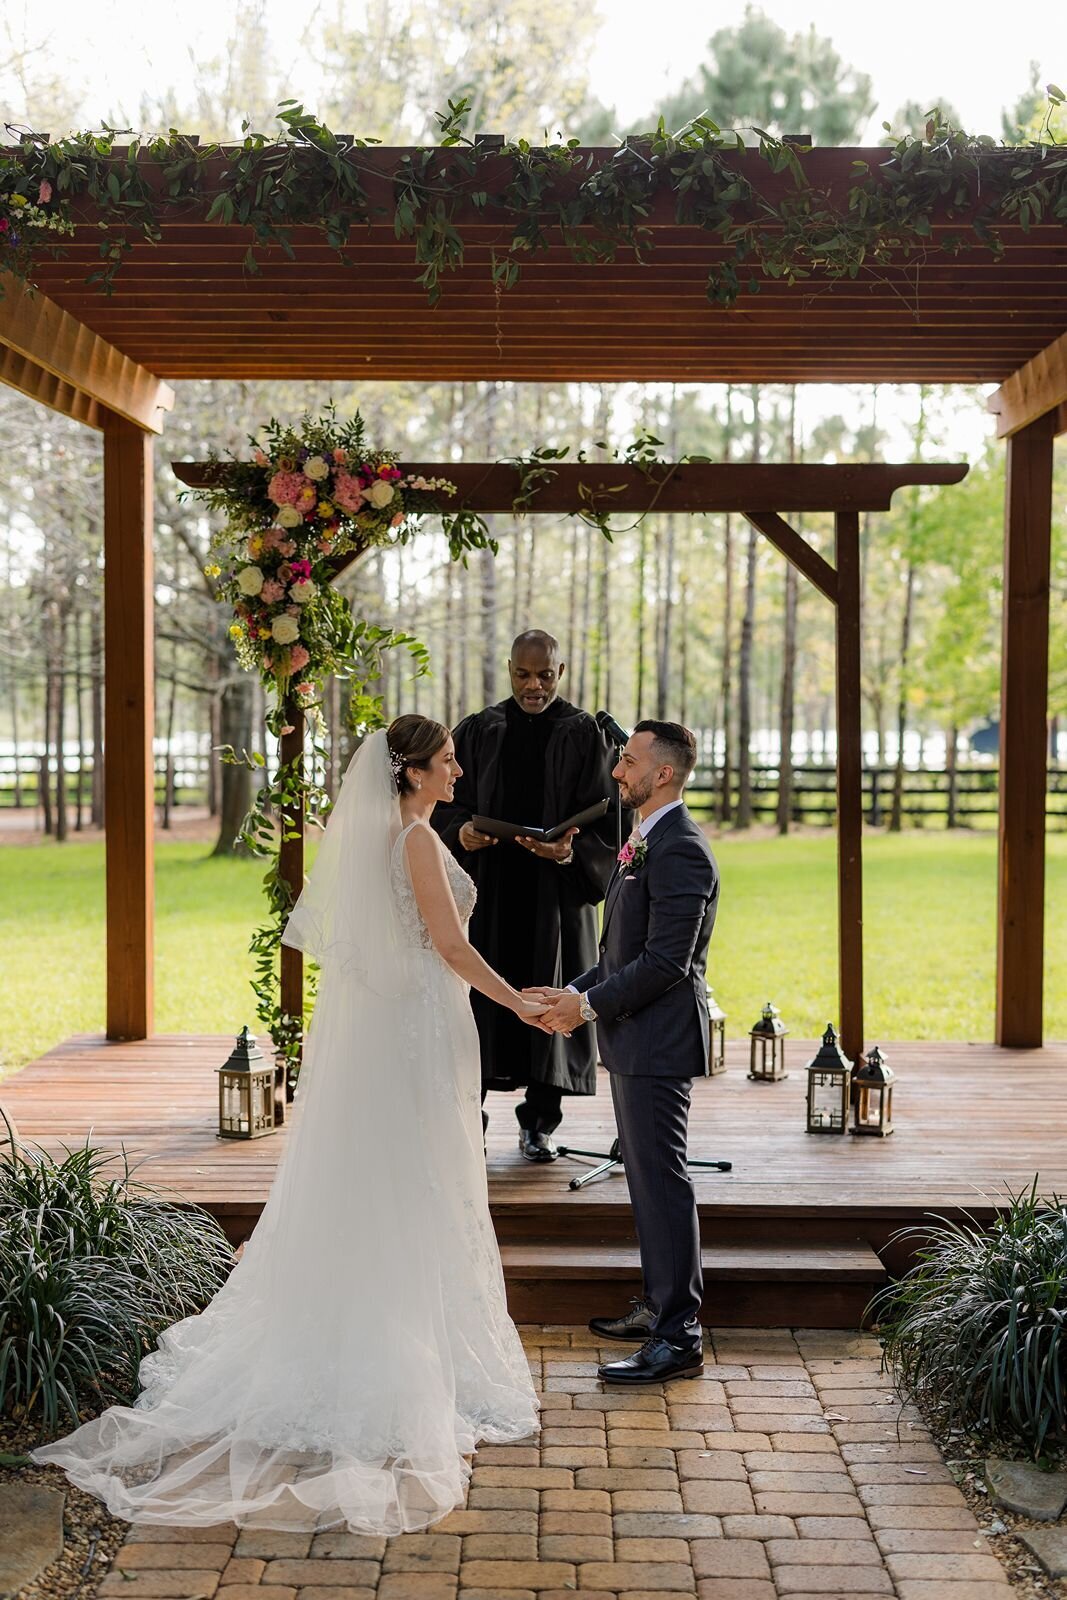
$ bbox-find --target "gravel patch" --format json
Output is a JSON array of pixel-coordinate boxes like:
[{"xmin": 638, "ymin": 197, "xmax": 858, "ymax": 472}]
[{"xmin": 1, "ymin": 1416, "xmax": 127, "ymax": 1600}]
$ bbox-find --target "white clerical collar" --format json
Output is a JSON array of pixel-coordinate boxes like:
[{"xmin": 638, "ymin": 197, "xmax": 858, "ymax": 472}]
[{"xmin": 638, "ymin": 798, "xmax": 684, "ymax": 839}]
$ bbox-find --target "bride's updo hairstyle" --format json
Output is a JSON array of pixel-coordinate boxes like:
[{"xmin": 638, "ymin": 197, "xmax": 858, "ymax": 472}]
[{"xmin": 387, "ymin": 714, "xmax": 450, "ymax": 794}]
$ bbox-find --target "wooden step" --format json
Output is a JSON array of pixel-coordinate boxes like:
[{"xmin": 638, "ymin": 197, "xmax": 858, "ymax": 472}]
[{"xmin": 500, "ymin": 1239, "xmax": 886, "ymax": 1330}]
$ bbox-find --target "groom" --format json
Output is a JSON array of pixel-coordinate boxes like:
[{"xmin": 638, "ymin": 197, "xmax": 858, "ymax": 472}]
[{"xmin": 529, "ymin": 721, "xmax": 719, "ymax": 1385}]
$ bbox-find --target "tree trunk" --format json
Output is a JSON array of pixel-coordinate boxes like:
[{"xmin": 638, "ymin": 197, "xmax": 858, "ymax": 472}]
[
  {"xmin": 679, "ymin": 571, "xmax": 689, "ymax": 726},
  {"xmin": 10, "ymin": 660, "xmax": 22, "ymax": 808},
  {"xmin": 442, "ymin": 558, "xmax": 456, "ymax": 727},
  {"xmin": 635, "ymin": 514, "xmax": 648, "ymax": 722},
  {"xmin": 946, "ymin": 721, "xmax": 959, "ymax": 829},
  {"xmin": 90, "ymin": 605, "xmax": 104, "ymax": 827},
  {"xmin": 212, "ymin": 673, "xmax": 254, "ymax": 856},
  {"xmin": 776, "ymin": 388, "xmax": 800, "ymax": 835},
  {"xmin": 889, "ymin": 562, "xmax": 916, "ymax": 832},
  {"xmin": 41, "ymin": 609, "xmax": 54, "ymax": 836},
  {"xmin": 577, "ymin": 524, "xmax": 593, "ymax": 708},
  {"xmin": 162, "ymin": 657, "xmax": 178, "ymax": 830},
  {"xmin": 480, "ymin": 382, "xmax": 499, "ymax": 705},
  {"xmin": 736, "ymin": 386, "xmax": 761, "ymax": 830},
  {"xmin": 74, "ymin": 607, "xmax": 86, "ymax": 831},
  {"xmin": 54, "ymin": 606, "xmax": 68, "ymax": 843}
]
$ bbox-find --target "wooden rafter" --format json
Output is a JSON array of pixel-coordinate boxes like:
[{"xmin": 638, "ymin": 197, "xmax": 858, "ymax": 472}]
[
  {"xmin": 0, "ymin": 345, "xmax": 103, "ymax": 429},
  {"xmin": 0, "ymin": 272, "xmax": 174, "ymax": 433},
  {"xmin": 741, "ymin": 512, "xmax": 838, "ymax": 604},
  {"xmin": 988, "ymin": 329, "xmax": 1067, "ymax": 438}
]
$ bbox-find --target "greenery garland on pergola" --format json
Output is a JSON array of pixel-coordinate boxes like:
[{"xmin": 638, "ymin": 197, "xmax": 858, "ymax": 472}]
[{"xmin": 1, "ymin": 94, "xmax": 1065, "ymax": 308}]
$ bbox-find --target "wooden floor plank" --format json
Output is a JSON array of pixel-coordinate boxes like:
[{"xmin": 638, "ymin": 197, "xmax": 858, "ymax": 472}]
[{"xmin": 3, "ymin": 1033, "xmax": 1064, "ymax": 1218}]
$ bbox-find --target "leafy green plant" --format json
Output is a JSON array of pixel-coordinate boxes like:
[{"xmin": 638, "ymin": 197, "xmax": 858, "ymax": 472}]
[
  {"xmin": 0, "ymin": 1127, "xmax": 233, "ymax": 1433},
  {"xmin": 873, "ymin": 1185, "xmax": 1067, "ymax": 1457}
]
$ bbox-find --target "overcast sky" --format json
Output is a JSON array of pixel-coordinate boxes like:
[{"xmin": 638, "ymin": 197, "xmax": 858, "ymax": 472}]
[{"xmin": 3, "ymin": 0, "xmax": 1064, "ymax": 139}]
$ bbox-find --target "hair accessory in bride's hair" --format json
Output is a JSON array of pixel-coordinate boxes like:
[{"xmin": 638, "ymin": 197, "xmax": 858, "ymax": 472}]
[{"xmin": 388, "ymin": 746, "xmax": 406, "ymax": 779}]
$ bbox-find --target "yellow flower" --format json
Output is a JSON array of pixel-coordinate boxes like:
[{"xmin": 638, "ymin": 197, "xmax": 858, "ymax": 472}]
[
  {"xmin": 317, "ymin": 499, "xmax": 334, "ymax": 518},
  {"xmin": 228, "ymin": 623, "xmax": 242, "ymax": 638},
  {"xmin": 203, "ymin": 563, "xmax": 222, "ymax": 578},
  {"xmin": 247, "ymin": 535, "xmax": 263, "ymax": 558},
  {"xmin": 10, "ymin": 194, "xmax": 27, "ymax": 208}
]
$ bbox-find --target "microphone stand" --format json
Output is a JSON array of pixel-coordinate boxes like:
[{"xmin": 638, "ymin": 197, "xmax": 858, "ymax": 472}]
[{"xmin": 555, "ymin": 710, "xmax": 733, "ymax": 1191}]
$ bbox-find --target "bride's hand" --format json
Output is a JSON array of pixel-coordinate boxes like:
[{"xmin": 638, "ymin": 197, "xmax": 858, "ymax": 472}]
[{"xmin": 516, "ymin": 997, "xmax": 554, "ymax": 1032}]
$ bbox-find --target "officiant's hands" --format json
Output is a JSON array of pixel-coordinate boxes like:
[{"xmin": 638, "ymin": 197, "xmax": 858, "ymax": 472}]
[
  {"xmin": 459, "ymin": 821, "xmax": 499, "ymax": 852},
  {"xmin": 516, "ymin": 827, "xmax": 578, "ymax": 862}
]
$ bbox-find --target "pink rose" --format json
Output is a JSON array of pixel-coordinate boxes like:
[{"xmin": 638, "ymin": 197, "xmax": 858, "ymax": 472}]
[
  {"xmin": 290, "ymin": 644, "xmax": 311, "ymax": 672},
  {"xmin": 38, "ymin": 180, "xmax": 53, "ymax": 204},
  {"xmin": 277, "ymin": 562, "xmax": 293, "ymax": 583},
  {"xmin": 253, "ymin": 448, "xmax": 268, "ymax": 466},
  {"xmin": 278, "ymin": 541, "xmax": 296, "ymax": 558},
  {"xmin": 260, "ymin": 578, "xmax": 284, "ymax": 603},
  {"xmin": 267, "ymin": 470, "xmax": 304, "ymax": 506},
  {"xmin": 332, "ymin": 447, "xmax": 347, "ymax": 463},
  {"xmin": 295, "ymin": 682, "xmax": 314, "ymax": 697},
  {"xmin": 391, "ymin": 511, "xmax": 404, "ymax": 527}
]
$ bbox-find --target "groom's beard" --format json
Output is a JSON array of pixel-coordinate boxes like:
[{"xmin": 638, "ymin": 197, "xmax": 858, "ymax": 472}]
[{"xmin": 619, "ymin": 774, "xmax": 655, "ymax": 810}]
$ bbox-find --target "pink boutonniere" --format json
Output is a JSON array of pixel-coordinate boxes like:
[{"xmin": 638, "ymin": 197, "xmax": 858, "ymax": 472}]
[{"xmin": 617, "ymin": 836, "xmax": 648, "ymax": 872}]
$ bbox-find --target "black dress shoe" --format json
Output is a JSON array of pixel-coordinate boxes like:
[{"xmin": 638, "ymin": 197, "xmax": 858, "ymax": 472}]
[
  {"xmin": 518, "ymin": 1128, "xmax": 559, "ymax": 1162},
  {"xmin": 598, "ymin": 1337, "xmax": 704, "ymax": 1386},
  {"xmin": 589, "ymin": 1297, "xmax": 657, "ymax": 1341}
]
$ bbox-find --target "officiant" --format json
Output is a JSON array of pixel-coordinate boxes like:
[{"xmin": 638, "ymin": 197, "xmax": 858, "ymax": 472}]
[{"xmin": 434, "ymin": 629, "xmax": 625, "ymax": 1162}]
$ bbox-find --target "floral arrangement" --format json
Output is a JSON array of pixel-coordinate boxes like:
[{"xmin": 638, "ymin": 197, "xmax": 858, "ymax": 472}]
[
  {"xmin": 0, "ymin": 175, "xmax": 74, "ymax": 269},
  {"xmin": 198, "ymin": 409, "xmax": 463, "ymax": 735},
  {"xmin": 617, "ymin": 835, "xmax": 648, "ymax": 872},
  {"xmin": 190, "ymin": 406, "xmax": 493, "ymax": 1082}
]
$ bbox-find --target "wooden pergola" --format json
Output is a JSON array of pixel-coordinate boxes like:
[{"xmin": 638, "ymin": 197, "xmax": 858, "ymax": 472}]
[{"xmin": 3, "ymin": 144, "xmax": 1064, "ymax": 1057}]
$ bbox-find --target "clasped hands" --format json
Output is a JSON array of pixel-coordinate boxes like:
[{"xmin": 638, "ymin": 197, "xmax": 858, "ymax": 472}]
[{"xmin": 520, "ymin": 985, "xmax": 584, "ymax": 1037}]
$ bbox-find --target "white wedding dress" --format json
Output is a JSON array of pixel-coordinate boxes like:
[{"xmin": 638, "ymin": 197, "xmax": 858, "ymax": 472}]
[{"xmin": 33, "ymin": 733, "xmax": 539, "ymax": 1533}]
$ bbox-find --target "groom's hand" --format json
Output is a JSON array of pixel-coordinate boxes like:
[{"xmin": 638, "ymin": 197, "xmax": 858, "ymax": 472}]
[{"xmin": 540, "ymin": 990, "xmax": 584, "ymax": 1035}]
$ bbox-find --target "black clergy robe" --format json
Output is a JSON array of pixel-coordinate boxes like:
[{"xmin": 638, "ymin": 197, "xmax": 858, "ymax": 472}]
[{"xmin": 434, "ymin": 697, "xmax": 624, "ymax": 1095}]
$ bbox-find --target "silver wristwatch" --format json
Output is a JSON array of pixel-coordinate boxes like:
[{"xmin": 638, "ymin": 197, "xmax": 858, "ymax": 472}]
[{"xmin": 578, "ymin": 993, "xmax": 598, "ymax": 1024}]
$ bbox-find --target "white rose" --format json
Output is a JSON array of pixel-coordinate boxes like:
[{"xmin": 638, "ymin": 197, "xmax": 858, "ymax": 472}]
[
  {"xmin": 367, "ymin": 479, "xmax": 395, "ymax": 509},
  {"xmin": 304, "ymin": 455, "xmax": 330, "ymax": 481},
  {"xmin": 237, "ymin": 564, "xmax": 265, "ymax": 596},
  {"xmin": 271, "ymin": 614, "xmax": 300, "ymax": 645},
  {"xmin": 289, "ymin": 579, "xmax": 315, "ymax": 605},
  {"xmin": 276, "ymin": 505, "xmax": 302, "ymax": 528}
]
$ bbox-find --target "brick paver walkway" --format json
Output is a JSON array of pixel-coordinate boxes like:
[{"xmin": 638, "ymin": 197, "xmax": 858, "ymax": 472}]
[{"xmin": 99, "ymin": 1327, "xmax": 1013, "ymax": 1600}]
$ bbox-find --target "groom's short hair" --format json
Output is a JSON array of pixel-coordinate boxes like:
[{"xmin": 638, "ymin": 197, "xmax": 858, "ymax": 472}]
[{"xmin": 633, "ymin": 720, "xmax": 698, "ymax": 785}]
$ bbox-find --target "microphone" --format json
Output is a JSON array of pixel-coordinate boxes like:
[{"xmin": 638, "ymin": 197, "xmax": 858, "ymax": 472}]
[{"xmin": 595, "ymin": 709, "xmax": 630, "ymax": 747}]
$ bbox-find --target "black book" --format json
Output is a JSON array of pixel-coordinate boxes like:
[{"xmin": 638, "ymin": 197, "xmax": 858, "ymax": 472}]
[{"xmin": 470, "ymin": 797, "xmax": 610, "ymax": 844}]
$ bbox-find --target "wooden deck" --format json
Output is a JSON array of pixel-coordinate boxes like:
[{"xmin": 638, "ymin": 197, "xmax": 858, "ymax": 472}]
[{"xmin": 4, "ymin": 1034, "xmax": 1065, "ymax": 1327}]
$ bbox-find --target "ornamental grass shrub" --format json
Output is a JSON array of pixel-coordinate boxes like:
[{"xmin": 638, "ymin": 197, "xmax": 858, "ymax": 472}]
[
  {"xmin": 0, "ymin": 1110, "xmax": 233, "ymax": 1434},
  {"xmin": 874, "ymin": 1186, "xmax": 1067, "ymax": 1458}
]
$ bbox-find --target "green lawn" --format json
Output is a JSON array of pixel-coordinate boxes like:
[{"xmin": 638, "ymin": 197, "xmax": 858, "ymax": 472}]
[{"xmin": 2, "ymin": 830, "xmax": 1064, "ymax": 1076}]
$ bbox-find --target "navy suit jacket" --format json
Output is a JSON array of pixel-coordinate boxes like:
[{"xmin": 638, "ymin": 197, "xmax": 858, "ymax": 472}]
[{"xmin": 572, "ymin": 805, "xmax": 719, "ymax": 1078}]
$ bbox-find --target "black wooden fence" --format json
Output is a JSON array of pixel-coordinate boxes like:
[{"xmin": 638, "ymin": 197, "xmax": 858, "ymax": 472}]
[{"xmin": 3, "ymin": 751, "xmax": 1066, "ymax": 830}]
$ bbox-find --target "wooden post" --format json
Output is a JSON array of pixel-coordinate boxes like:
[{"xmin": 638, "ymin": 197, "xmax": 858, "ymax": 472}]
[
  {"xmin": 996, "ymin": 411, "xmax": 1054, "ymax": 1047},
  {"xmin": 103, "ymin": 416, "xmax": 155, "ymax": 1039},
  {"xmin": 278, "ymin": 704, "xmax": 305, "ymax": 1088},
  {"xmin": 834, "ymin": 512, "xmax": 864, "ymax": 1063}
]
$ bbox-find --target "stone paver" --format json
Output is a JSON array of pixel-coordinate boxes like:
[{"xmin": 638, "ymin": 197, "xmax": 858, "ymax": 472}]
[
  {"xmin": 0, "ymin": 1483, "xmax": 66, "ymax": 1596},
  {"xmin": 92, "ymin": 1326, "xmax": 1021, "ymax": 1600}
]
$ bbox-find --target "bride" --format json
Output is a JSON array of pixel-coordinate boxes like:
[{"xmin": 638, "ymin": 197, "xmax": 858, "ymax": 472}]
[{"xmin": 33, "ymin": 715, "xmax": 544, "ymax": 1533}]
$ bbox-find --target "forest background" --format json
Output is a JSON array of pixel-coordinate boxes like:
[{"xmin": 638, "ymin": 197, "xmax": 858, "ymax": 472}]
[{"xmin": 1, "ymin": 3, "xmax": 1065, "ymax": 1066}]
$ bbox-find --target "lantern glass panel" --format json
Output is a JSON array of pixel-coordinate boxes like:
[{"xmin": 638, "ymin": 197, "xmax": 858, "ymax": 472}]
[{"xmin": 808, "ymin": 1070, "xmax": 848, "ymax": 1132}]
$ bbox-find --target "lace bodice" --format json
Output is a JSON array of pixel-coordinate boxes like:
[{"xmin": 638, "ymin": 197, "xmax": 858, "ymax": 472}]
[{"xmin": 392, "ymin": 822, "xmax": 477, "ymax": 949}]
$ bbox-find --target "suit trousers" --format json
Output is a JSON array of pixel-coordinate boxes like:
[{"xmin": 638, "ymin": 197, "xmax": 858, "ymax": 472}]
[{"xmin": 609, "ymin": 1072, "xmax": 703, "ymax": 1349}]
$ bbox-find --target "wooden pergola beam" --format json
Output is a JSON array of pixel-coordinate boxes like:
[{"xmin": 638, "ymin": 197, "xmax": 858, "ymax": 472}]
[
  {"xmin": 996, "ymin": 411, "xmax": 1055, "ymax": 1047},
  {"xmin": 741, "ymin": 512, "xmax": 838, "ymax": 604},
  {"xmin": 988, "ymin": 330, "xmax": 1067, "ymax": 439},
  {"xmin": 0, "ymin": 345, "xmax": 103, "ymax": 429},
  {"xmin": 103, "ymin": 414, "xmax": 155, "ymax": 1039},
  {"xmin": 173, "ymin": 460, "xmax": 967, "ymax": 515},
  {"xmin": 0, "ymin": 273, "xmax": 174, "ymax": 433}
]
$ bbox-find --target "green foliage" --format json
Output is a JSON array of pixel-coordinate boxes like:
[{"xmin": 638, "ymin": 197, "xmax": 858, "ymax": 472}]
[
  {"xmin": 0, "ymin": 1130, "xmax": 232, "ymax": 1432},
  {"xmin": 874, "ymin": 1186, "xmax": 1067, "ymax": 1457},
  {"xmin": 3, "ymin": 94, "xmax": 1066, "ymax": 308}
]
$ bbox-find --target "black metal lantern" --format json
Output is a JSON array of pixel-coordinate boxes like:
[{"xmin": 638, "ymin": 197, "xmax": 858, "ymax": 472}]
[
  {"xmin": 748, "ymin": 1001, "xmax": 788, "ymax": 1082},
  {"xmin": 218, "ymin": 1026, "xmax": 277, "ymax": 1140},
  {"xmin": 851, "ymin": 1045, "xmax": 895, "ymax": 1137},
  {"xmin": 706, "ymin": 987, "xmax": 727, "ymax": 1076},
  {"xmin": 805, "ymin": 1023, "xmax": 852, "ymax": 1134}
]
